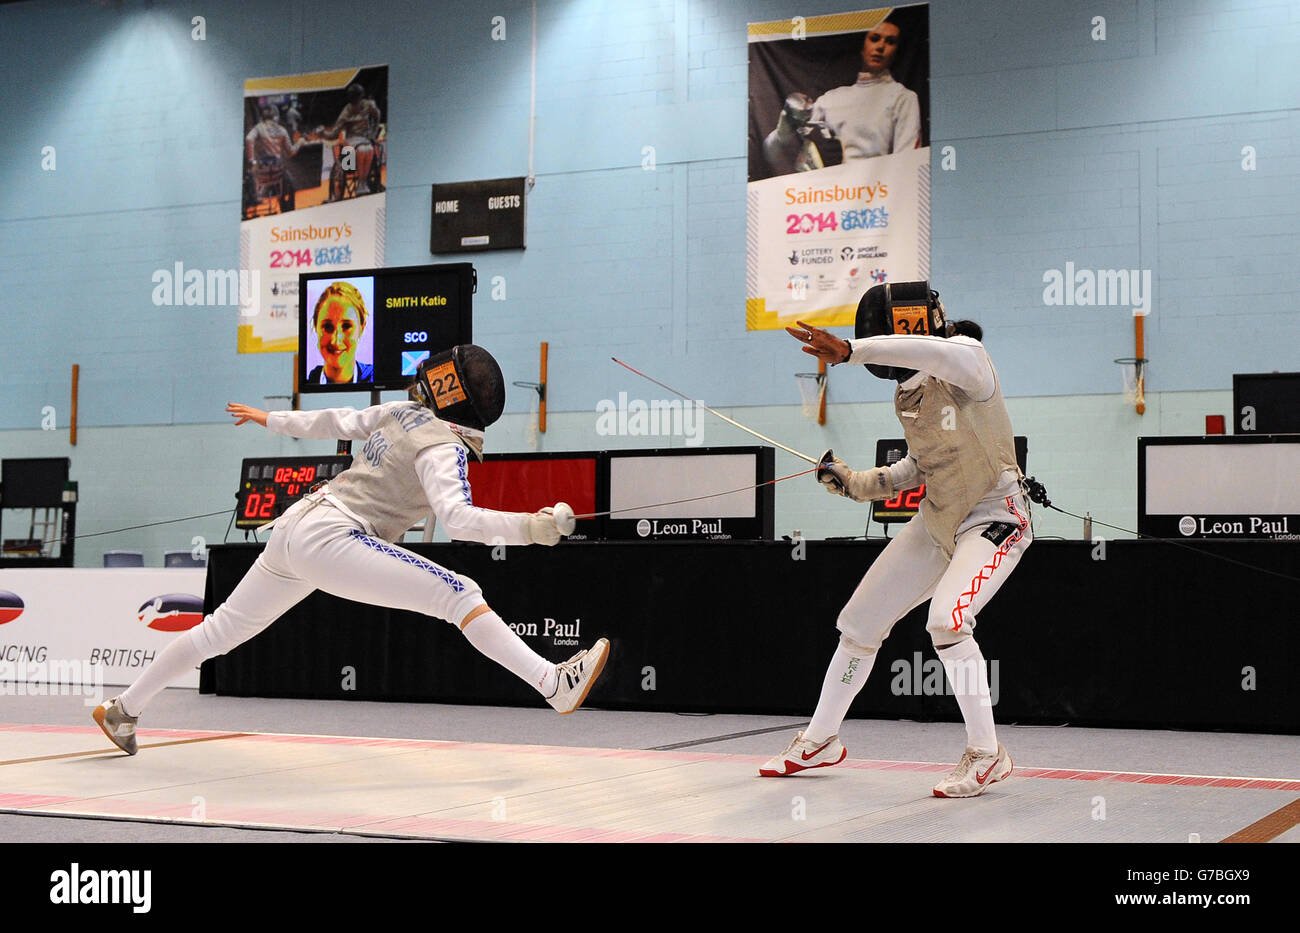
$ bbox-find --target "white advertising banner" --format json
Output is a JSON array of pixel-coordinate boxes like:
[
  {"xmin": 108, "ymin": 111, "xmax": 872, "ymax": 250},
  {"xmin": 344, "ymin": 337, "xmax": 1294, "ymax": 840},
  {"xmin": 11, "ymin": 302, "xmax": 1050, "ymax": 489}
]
[
  {"xmin": 0, "ymin": 569, "xmax": 206, "ymax": 692},
  {"xmin": 746, "ymin": 6, "xmax": 931, "ymax": 330},
  {"xmin": 746, "ymin": 149, "xmax": 929, "ymax": 329}
]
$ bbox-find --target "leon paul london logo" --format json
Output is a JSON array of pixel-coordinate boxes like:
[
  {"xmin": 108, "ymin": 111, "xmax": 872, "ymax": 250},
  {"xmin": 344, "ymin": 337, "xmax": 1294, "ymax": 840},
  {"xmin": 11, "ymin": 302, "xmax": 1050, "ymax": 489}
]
[
  {"xmin": 1180, "ymin": 515, "xmax": 1291, "ymax": 537},
  {"xmin": 505, "ymin": 617, "xmax": 582, "ymax": 647}
]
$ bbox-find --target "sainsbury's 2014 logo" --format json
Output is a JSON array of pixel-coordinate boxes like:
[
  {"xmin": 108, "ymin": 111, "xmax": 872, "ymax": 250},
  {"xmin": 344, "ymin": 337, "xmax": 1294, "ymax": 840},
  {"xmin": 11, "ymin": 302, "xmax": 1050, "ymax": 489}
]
[
  {"xmin": 0, "ymin": 590, "xmax": 24, "ymax": 625},
  {"xmin": 137, "ymin": 594, "xmax": 204, "ymax": 632}
]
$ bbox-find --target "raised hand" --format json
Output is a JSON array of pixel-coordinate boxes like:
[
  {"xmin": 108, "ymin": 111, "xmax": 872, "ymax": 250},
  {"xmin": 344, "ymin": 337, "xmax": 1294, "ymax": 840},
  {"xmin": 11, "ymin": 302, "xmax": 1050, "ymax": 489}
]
[
  {"xmin": 786, "ymin": 320, "xmax": 851, "ymax": 364},
  {"xmin": 226, "ymin": 403, "xmax": 269, "ymax": 427}
]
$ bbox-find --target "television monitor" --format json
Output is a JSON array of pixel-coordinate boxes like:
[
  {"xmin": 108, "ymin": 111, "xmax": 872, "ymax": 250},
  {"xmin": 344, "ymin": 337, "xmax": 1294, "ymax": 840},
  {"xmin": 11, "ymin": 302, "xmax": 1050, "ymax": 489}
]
[{"xmin": 298, "ymin": 262, "xmax": 474, "ymax": 393}]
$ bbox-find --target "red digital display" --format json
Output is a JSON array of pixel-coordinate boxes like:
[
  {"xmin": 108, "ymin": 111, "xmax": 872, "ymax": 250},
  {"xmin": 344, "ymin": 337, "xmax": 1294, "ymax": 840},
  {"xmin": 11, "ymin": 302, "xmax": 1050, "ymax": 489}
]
[
  {"xmin": 273, "ymin": 466, "xmax": 317, "ymax": 484},
  {"xmin": 880, "ymin": 485, "xmax": 925, "ymax": 512},
  {"xmin": 242, "ymin": 489, "xmax": 278, "ymax": 519},
  {"xmin": 235, "ymin": 456, "xmax": 350, "ymax": 529}
]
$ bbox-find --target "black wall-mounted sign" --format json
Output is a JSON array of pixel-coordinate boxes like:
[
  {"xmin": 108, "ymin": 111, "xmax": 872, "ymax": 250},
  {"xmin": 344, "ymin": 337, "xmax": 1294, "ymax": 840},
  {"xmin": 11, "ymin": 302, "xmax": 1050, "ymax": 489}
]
[
  {"xmin": 431, "ymin": 177, "xmax": 526, "ymax": 253},
  {"xmin": 1233, "ymin": 372, "xmax": 1300, "ymax": 434}
]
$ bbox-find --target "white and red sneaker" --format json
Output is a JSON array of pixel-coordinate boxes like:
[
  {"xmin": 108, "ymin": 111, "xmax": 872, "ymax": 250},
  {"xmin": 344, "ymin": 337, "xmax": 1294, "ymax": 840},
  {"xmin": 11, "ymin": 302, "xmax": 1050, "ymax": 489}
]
[
  {"xmin": 758, "ymin": 731, "xmax": 847, "ymax": 777},
  {"xmin": 932, "ymin": 743, "xmax": 1013, "ymax": 797}
]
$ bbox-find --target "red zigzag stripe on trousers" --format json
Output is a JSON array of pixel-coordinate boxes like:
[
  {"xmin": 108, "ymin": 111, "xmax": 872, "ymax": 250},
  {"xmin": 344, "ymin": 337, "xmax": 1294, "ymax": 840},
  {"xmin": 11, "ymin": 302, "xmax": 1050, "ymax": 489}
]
[{"xmin": 950, "ymin": 497, "xmax": 1029, "ymax": 633}]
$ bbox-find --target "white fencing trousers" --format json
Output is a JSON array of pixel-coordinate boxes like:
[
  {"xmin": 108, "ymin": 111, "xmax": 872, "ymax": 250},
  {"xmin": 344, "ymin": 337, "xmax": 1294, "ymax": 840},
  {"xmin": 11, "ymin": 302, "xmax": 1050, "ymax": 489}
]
[
  {"xmin": 187, "ymin": 496, "xmax": 485, "ymax": 659},
  {"xmin": 837, "ymin": 489, "xmax": 1032, "ymax": 651}
]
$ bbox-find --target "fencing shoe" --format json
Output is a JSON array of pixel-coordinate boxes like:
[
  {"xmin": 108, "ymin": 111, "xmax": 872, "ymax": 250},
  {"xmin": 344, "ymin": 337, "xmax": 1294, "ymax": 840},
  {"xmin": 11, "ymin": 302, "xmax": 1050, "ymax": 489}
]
[
  {"xmin": 93, "ymin": 696, "xmax": 139, "ymax": 756},
  {"xmin": 546, "ymin": 638, "xmax": 610, "ymax": 714},
  {"xmin": 932, "ymin": 743, "xmax": 1013, "ymax": 797},
  {"xmin": 758, "ymin": 731, "xmax": 847, "ymax": 777}
]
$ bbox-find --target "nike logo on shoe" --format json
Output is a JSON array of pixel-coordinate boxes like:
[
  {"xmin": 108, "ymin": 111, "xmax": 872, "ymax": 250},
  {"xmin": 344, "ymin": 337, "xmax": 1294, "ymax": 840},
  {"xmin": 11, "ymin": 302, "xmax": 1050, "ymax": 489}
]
[
  {"xmin": 976, "ymin": 756, "xmax": 1000, "ymax": 784},
  {"xmin": 801, "ymin": 739, "xmax": 833, "ymax": 761}
]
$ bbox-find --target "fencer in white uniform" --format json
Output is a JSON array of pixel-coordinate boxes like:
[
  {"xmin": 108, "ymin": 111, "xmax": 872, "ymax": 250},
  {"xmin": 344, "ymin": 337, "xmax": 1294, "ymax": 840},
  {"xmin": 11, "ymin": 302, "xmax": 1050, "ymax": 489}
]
[
  {"xmin": 94, "ymin": 345, "xmax": 609, "ymax": 756},
  {"xmin": 762, "ymin": 284, "xmax": 1030, "ymax": 798}
]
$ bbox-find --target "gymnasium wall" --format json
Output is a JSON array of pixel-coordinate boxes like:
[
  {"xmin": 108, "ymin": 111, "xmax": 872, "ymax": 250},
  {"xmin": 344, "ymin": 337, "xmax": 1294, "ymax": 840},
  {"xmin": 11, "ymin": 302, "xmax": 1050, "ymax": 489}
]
[{"xmin": 1, "ymin": 0, "xmax": 1295, "ymax": 564}]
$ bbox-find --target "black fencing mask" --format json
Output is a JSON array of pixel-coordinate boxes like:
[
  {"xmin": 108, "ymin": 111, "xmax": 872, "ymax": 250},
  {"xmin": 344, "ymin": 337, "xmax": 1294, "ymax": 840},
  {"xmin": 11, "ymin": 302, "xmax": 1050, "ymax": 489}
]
[
  {"xmin": 854, "ymin": 281, "xmax": 947, "ymax": 381},
  {"xmin": 413, "ymin": 344, "xmax": 505, "ymax": 430}
]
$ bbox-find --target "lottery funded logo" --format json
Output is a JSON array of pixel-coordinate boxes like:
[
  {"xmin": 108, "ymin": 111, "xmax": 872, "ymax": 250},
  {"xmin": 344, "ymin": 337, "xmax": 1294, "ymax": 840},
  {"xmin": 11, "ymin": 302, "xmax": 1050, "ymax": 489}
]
[{"xmin": 788, "ymin": 247, "xmax": 834, "ymax": 266}]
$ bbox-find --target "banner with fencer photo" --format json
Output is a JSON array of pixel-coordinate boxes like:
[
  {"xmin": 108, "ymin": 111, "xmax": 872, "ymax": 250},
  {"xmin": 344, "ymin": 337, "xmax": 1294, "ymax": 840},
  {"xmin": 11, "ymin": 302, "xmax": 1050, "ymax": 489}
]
[
  {"xmin": 746, "ymin": 7, "xmax": 930, "ymax": 330},
  {"xmin": 238, "ymin": 65, "xmax": 388, "ymax": 353}
]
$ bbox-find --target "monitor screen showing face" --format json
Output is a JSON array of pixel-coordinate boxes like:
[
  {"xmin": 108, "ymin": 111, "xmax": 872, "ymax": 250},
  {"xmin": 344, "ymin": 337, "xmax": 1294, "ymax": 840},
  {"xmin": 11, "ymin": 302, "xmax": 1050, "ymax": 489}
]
[{"xmin": 299, "ymin": 263, "xmax": 473, "ymax": 393}]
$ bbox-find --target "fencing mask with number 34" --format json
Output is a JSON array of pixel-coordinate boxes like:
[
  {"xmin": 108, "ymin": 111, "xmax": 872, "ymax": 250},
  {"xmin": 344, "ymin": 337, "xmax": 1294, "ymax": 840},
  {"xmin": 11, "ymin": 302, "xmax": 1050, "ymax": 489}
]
[{"xmin": 854, "ymin": 281, "xmax": 948, "ymax": 382}]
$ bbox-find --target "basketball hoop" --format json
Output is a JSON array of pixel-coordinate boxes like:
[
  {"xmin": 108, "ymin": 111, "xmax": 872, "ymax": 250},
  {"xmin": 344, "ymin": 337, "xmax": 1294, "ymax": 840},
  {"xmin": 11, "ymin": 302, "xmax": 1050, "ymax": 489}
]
[
  {"xmin": 1114, "ymin": 357, "xmax": 1148, "ymax": 412},
  {"xmin": 795, "ymin": 371, "xmax": 826, "ymax": 423}
]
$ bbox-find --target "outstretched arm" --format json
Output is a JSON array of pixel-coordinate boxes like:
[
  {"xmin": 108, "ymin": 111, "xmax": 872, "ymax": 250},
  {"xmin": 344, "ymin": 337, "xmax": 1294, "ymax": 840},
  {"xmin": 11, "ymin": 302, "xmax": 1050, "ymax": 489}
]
[
  {"xmin": 786, "ymin": 321, "xmax": 994, "ymax": 398},
  {"xmin": 846, "ymin": 334, "xmax": 994, "ymax": 398},
  {"xmin": 415, "ymin": 444, "xmax": 560, "ymax": 546},
  {"xmin": 257, "ymin": 404, "xmax": 387, "ymax": 440}
]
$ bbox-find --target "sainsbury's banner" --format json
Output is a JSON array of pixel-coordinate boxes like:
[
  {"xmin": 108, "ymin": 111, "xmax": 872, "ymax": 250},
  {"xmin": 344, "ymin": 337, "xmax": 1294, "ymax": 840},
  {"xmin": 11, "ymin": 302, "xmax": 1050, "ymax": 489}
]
[{"xmin": 746, "ymin": 6, "xmax": 930, "ymax": 330}]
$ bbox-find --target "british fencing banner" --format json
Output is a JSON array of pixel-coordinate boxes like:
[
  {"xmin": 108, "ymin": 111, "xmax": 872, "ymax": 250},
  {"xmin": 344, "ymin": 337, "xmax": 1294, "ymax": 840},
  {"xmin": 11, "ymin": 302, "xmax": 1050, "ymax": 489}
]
[
  {"xmin": 746, "ymin": 7, "xmax": 930, "ymax": 330},
  {"xmin": 239, "ymin": 66, "xmax": 388, "ymax": 353},
  {"xmin": 0, "ymin": 569, "xmax": 206, "ymax": 691}
]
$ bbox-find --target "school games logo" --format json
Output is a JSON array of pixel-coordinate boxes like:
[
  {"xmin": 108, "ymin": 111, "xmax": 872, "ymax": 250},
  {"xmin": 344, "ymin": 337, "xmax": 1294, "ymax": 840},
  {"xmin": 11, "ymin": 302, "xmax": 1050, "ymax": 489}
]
[
  {"xmin": 137, "ymin": 594, "xmax": 204, "ymax": 632},
  {"xmin": 0, "ymin": 590, "xmax": 24, "ymax": 625}
]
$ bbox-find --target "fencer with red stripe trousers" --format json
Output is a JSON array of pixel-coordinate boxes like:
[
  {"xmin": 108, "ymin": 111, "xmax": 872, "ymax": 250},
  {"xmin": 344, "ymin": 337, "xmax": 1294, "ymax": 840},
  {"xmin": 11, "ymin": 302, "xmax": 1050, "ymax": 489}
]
[
  {"xmin": 118, "ymin": 402, "xmax": 565, "ymax": 719},
  {"xmin": 804, "ymin": 333, "xmax": 1032, "ymax": 757}
]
